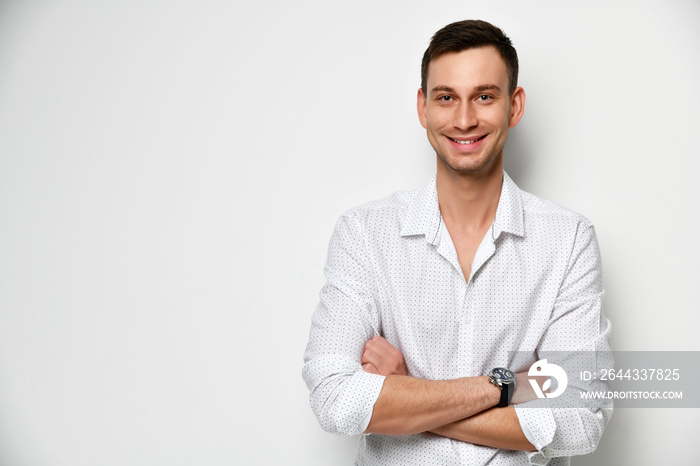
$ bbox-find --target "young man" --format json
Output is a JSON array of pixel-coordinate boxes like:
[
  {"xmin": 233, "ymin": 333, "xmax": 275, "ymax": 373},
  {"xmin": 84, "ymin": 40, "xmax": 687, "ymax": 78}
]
[{"xmin": 303, "ymin": 20, "xmax": 612, "ymax": 465}]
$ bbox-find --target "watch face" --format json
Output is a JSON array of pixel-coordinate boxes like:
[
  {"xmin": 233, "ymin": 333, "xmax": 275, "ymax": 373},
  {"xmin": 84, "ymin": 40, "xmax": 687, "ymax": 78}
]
[{"xmin": 492, "ymin": 368, "xmax": 515, "ymax": 382}]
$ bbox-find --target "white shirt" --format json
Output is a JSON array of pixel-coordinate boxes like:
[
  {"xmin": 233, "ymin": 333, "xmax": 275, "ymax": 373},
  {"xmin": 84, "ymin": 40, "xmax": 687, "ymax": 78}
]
[{"xmin": 303, "ymin": 172, "xmax": 612, "ymax": 465}]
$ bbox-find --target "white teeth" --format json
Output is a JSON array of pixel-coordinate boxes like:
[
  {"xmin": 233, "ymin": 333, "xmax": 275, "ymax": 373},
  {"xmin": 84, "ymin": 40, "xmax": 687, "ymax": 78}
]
[{"xmin": 452, "ymin": 138, "xmax": 479, "ymax": 144}]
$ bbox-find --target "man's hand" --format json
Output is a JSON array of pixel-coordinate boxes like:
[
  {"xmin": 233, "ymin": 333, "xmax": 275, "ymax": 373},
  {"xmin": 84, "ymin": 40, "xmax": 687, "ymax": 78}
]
[{"xmin": 361, "ymin": 335, "xmax": 408, "ymax": 376}]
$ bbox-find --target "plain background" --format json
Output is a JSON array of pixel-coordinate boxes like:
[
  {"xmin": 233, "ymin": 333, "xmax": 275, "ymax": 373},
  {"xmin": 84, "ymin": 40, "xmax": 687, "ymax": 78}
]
[{"xmin": 0, "ymin": 0, "xmax": 698, "ymax": 464}]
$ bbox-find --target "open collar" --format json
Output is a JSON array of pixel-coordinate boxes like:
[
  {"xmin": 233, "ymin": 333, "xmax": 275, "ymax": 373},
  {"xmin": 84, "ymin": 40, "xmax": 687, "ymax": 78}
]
[{"xmin": 399, "ymin": 171, "xmax": 524, "ymax": 245}]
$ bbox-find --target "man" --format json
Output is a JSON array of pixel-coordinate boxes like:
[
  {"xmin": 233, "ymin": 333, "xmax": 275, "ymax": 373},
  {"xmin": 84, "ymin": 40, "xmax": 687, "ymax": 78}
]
[{"xmin": 303, "ymin": 19, "xmax": 612, "ymax": 465}]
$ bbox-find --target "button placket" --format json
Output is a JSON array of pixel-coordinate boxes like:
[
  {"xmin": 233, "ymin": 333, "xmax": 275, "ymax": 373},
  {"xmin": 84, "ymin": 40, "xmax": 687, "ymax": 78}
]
[
  {"xmin": 463, "ymin": 284, "xmax": 473, "ymax": 325},
  {"xmin": 457, "ymin": 278, "xmax": 471, "ymax": 374}
]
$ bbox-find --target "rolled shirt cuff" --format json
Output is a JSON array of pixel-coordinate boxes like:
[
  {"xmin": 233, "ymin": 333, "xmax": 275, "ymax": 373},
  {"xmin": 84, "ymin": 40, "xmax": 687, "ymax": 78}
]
[{"xmin": 514, "ymin": 400, "xmax": 556, "ymax": 465}]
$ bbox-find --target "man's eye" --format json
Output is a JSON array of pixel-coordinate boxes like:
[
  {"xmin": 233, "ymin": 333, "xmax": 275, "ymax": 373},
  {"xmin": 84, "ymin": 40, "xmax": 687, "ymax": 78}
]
[
  {"xmin": 439, "ymin": 95, "xmax": 453, "ymax": 102},
  {"xmin": 477, "ymin": 95, "xmax": 492, "ymax": 102}
]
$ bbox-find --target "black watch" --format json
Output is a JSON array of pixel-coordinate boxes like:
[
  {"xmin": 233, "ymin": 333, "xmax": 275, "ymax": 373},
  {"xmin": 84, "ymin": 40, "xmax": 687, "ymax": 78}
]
[{"xmin": 488, "ymin": 367, "xmax": 516, "ymax": 407}]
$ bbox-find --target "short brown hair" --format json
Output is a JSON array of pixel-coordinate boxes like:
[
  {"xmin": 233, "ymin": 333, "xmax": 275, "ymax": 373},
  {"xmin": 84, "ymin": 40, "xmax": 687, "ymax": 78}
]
[{"xmin": 421, "ymin": 20, "xmax": 519, "ymax": 95}]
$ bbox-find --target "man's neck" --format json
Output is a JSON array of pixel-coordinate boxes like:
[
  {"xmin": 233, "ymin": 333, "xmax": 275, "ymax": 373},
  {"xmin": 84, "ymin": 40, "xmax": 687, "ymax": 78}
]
[{"xmin": 435, "ymin": 159, "xmax": 503, "ymax": 236}]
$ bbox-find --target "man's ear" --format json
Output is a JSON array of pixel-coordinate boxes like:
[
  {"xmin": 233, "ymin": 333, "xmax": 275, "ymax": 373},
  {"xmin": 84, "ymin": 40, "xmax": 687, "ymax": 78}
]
[
  {"xmin": 508, "ymin": 86, "xmax": 526, "ymax": 128},
  {"xmin": 417, "ymin": 88, "xmax": 428, "ymax": 129}
]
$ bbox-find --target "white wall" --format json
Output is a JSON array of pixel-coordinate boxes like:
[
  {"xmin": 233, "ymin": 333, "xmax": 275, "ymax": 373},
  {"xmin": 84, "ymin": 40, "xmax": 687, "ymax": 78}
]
[{"xmin": 0, "ymin": 0, "xmax": 698, "ymax": 464}]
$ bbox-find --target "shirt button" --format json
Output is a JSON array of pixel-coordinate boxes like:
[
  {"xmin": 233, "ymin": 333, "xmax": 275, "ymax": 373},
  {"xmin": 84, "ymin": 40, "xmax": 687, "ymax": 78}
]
[{"xmin": 464, "ymin": 315, "xmax": 471, "ymax": 324}]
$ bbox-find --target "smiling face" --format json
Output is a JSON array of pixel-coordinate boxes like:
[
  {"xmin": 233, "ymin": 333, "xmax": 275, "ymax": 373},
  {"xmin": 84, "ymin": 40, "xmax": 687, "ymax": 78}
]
[{"xmin": 417, "ymin": 46, "xmax": 525, "ymax": 177}]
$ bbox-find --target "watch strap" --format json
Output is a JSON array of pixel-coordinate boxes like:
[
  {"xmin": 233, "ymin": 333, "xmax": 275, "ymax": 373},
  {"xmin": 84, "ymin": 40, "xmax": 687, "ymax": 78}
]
[{"xmin": 497, "ymin": 380, "xmax": 514, "ymax": 407}]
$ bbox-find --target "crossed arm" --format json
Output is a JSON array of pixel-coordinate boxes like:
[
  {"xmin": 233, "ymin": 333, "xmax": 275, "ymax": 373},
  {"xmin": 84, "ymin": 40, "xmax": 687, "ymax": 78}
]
[
  {"xmin": 361, "ymin": 335, "xmax": 539, "ymax": 451},
  {"xmin": 305, "ymin": 217, "xmax": 610, "ymax": 456}
]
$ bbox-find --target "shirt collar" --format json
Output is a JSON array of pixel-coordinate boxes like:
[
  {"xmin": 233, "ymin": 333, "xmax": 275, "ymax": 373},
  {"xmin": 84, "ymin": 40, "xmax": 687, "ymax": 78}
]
[
  {"xmin": 493, "ymin": 171, "xmax": 525, "ymax": 239},
  {"xmin": 399, "ymin": 174, "xmax": 442, "ymax": 244},
  {"xmin": 399, "ymin": 171, "xmax": 524, "ymax": 244}
]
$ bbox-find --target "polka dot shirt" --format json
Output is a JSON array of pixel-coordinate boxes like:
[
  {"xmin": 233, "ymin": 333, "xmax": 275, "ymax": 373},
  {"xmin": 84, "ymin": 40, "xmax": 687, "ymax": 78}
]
[{"xmin": 302, "ymin": 172, "xmax": 613, "ymax": 465}]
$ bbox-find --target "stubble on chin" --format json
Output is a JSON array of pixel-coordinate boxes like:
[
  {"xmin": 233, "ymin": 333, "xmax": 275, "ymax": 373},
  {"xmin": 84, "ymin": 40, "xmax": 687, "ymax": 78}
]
[{"xmin": 436, "ymin": 148, "xmax": 503, "ymax": 177}]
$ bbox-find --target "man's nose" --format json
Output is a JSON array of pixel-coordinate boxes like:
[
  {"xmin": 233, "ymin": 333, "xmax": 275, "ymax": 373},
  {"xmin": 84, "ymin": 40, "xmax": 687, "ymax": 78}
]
[{"xmin": 454, "ymin": 101, "xmax": 477, "ymax": 130}]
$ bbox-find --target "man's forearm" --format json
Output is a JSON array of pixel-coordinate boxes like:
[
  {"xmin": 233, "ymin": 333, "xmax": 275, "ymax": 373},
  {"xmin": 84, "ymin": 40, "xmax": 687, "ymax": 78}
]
[
  {"xmin": 365, "ymin": 374, "xmax": 501, "ymax": 436},
  {"xmin": 430, "ymin": 405, "xmax": 536, "ymax": 451}
]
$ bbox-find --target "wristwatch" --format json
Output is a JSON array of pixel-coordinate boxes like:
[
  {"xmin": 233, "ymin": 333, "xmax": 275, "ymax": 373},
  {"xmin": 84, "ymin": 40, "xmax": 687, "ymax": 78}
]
[{"xmin": 488, "ymin": 367, "xmax": 516, "ymax": 407}]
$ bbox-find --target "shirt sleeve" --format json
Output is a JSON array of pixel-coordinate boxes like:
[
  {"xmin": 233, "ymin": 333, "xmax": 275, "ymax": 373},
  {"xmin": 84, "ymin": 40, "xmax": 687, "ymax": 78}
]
[
  {"xmin": 514, "ymin": 221, "xmax": 614, "ymax": 464},
  {"xmin": 302, "ymin": 214, "xmax": 386, "ymax": 436}
]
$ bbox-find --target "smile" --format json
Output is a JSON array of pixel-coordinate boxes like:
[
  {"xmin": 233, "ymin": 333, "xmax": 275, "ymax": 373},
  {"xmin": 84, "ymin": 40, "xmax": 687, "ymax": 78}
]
[{"xmin": 448, "ymin": 135, "xmax": 486, "ymax": 145}]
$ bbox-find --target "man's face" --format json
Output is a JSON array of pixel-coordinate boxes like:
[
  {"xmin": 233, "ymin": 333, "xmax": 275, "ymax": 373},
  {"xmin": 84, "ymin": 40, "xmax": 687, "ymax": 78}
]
[{"xmin": 417, "ymin": 46, "xmax": 524, "ymax": 176}]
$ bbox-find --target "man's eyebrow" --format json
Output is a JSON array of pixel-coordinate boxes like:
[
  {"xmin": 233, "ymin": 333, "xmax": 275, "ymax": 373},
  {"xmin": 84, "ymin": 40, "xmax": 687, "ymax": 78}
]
[
  {"xmin": 430, "ymin": 86, "xmax": 455, "ymax": 94},
  {"xmin": 475, "ymin": 84, "xmax": 501, "ymax": 92}
]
